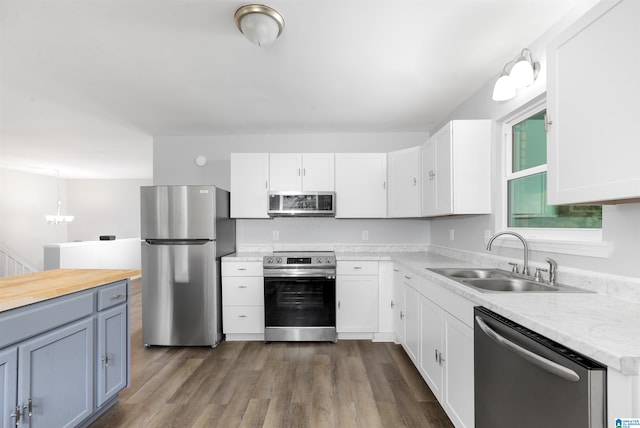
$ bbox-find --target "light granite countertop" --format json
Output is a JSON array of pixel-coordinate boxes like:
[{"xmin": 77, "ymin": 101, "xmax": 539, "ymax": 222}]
[{"xmin": 222, "ymin": 249, "xmax": 640, "ymax": 375}]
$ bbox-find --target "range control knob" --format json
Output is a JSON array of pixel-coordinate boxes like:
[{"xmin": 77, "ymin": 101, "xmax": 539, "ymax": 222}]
[
  {"xmin": 265, "ymin": 258, "xmax": 274, "ymax": 264},
  {"xmin": 276, "ymin": 257, "xmax": 282, "ymax": 264}
]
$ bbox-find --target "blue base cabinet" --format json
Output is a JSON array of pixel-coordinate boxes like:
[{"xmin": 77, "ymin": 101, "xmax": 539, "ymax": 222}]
[{"xmin": 0, "ymin": 279, "xmax": 130, "ymax": 428}]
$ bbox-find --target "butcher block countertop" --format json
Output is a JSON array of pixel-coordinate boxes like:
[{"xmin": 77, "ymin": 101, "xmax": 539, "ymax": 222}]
[{"xmin": 0, "ymin": 268, "xmax": 141, "ymax": 312}]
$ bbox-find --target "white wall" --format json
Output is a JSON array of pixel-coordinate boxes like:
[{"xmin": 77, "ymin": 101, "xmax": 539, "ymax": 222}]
[
  {"xmin": 153, "ymin": 131, "xmax": 431, "ymax": 247},
  {"xmin": 0, "ymin": 168, "xmax": 151, "ymax": 271},
  {"xmin": 0, "ymin": 168, "xmax": 68, "ymax": 270},
  {"xmin": 427, "ymin": 0, "xmax": 640, "ymax": 278},
  {"xmin": 67, "ymin": 179, "xmax": 151, "ymax": 242}
]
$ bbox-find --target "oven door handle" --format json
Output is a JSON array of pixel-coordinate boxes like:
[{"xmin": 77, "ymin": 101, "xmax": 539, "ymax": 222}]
[{"xmin": 475, "ymin": 316, "xmax": 580, "ymax": 382}]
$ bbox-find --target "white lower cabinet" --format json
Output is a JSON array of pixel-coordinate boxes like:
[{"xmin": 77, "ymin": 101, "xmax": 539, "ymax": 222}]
[
  {"xmin": 402, "ymin": 282, "xmax": 420, "ymax": 365},
  {"xmin": 395, "ymin": 268, "xmax": 475, "ymax": 428},
  {"xmin": 336, "ymin": 261, "xmax": 379, "ymax": 335},
  {"xmin": 441, "ymin": 311, "xmax": 474, "ymax": 427},
  {"xmin": 222, "ymin": 261, "xmax": 265, "ymax": 340},
  {"xmin": 419, "ymin": 294, "xmax": 444, "ymax": 398}
]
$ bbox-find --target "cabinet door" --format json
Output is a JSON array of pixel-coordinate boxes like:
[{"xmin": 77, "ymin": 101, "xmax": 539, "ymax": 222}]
[
  {"xmin": 402, "ymin": 283, "xmax": 420, "ymax": 365},
  {"xmin": 392, "ymin": 267, "xmax": 405, "ymax": 344},
  {"xmin": 421, "ymin": 140, "xmax": 437, "ymax": 216},
  {"xmin": 547, "ymin": 0, "xmax": 640, "ymax": 205},
  {"xmin": 0, "ymin": 348, "xmax": 17, "ymax": 428},
  {"xmin": 97, "ymin": 304, "xmax": 128, "ymax": 408},
  {"xmin": 388, "ymin": 147, "xmax": 421, "ymax": 217},
  {"xmin": 335, "ymin": 153, "xmax": 387, "ymax": 218},
  {"xmin": 18, "ymin": 317, "xmax": 94, "ymax": 428},
  {"xmin": 302, "ymin": 153, "xmax": 335, "ymax": 191},
  {"xmin": 269, "ymin": 153, "xmax": 302, "ymax": 191},
  {"xmin": 442, "ymin": 312, "xmax": 474, "ymax": 428},
  {"xmin": 336, "ymin": 275, "xmax": 379, "ymax": 333},
  {"xmin": 433, "ymin": 126, "xmax": 453, "ymax": 216},
  {"xmin": 421, "ymin": 129, "xmax": 452, "ymax": 217},
  {"xmin": 419, "ymin": 295, "xmax": 443, "ymax": 399},
  {"xmin": 230, "ymin": 153, "xmax": 270, "ymax": 218}
]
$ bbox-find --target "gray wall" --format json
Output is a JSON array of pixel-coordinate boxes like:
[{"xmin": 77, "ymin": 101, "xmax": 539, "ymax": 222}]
[{"xmin": 153, "ymin": 132, "xmax": 431, "ymax": 246}]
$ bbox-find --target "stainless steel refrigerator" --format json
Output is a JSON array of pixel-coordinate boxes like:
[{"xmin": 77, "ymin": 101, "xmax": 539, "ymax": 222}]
[{"xmin": 140, "ymin": 185, "xmax": 235, "ymax": 346}]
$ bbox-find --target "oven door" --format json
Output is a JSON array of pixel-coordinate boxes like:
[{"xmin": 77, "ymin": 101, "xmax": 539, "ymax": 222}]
[{"xmin": 264, "ymin": 276, "xmax": 336, "ymax": 342}]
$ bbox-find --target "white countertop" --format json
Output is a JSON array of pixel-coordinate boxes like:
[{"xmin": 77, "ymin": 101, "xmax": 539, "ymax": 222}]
[{"xmin": 222, "ymin": 250, "xmax": 640, "ymax": 375}]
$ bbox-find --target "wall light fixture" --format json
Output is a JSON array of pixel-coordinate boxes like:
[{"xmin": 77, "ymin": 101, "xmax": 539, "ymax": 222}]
[{"xmin": 492, "ymin": 48, "xmax": 539, "ymax": 101}]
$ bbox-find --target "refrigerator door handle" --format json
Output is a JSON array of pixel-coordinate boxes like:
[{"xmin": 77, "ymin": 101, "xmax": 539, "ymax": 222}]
[{"xmin": 145, "ymin": 239, "xmax": 211, "ymax": 245}]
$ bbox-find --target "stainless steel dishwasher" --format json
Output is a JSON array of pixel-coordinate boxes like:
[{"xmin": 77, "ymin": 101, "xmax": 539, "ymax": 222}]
[{"xmin": 474, "ymin": 306, "xmax": 606, "ymax": 428}]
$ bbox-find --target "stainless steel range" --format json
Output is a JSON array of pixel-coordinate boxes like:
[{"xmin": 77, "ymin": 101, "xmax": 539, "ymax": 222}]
[{"xmin": 263, "ymin": 251, "xmax": 337, "ymax": 342}]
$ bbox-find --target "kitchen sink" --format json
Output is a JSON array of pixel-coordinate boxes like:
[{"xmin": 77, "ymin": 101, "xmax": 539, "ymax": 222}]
[
  {"xmin": 461, "ymin": 278, "xmax": 559, "ymax": 292},
  {"xmin": 428, "ymin": 268, "xmax": 591, "ymax": 293},
  {"xmin": 429, "ymin": 268, "xmax": 512, "ymax": 279}
]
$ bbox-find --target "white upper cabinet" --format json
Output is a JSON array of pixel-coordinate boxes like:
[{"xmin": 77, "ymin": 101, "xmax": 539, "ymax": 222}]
[
  {"xmin": 335, "ymin": 153, "xmax": 387, "ymax": 218},
  {"xmin": 421, "ymin": 120, "xmax": 491, "ymax": 217},
  {"xmin": 388, "ymin": 146, "xmax": 421, "ymax": 217},
  {"xmin": 230, "ymin": 153, "xmax": 270, "ymax": 218},
  {"xmin": 547, "ymin": 0, "xmax": 640, "ymax": 205},
  {"xmin": 269, "ymin": 153, "xmax": 335, "ymax": 191}
]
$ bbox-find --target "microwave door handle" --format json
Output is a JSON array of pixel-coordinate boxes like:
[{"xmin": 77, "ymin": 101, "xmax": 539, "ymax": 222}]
[{"xmin": 475, "ymin": 316, "xmax": 580, "ymax": 382}]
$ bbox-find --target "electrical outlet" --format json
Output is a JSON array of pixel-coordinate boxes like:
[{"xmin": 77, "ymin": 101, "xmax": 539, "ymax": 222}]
[
  {"xmin": 273, "ymin": 230, "xmax": 279, "ymax": 241},
  {"xmin": 362, "ymin": 230, "xmax": 369, "ymax": 241},
  {"xmin": 449, "ymin": 228, "xmax": 455, "ymax": 241}
]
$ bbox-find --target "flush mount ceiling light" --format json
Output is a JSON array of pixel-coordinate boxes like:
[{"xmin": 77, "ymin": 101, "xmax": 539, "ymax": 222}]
[
  {"xmin": 492, "ymin": 48, "xmax": 539, "ymax": 102},
  {"xmin": 234, "ymin": 4, "xmax": 285, "ymax": 46}
]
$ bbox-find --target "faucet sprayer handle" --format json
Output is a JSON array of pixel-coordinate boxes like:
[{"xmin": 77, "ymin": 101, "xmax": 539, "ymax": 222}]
[{"xmin": 545, "ymin": 258, "xmax": 558, "ymax": 284}]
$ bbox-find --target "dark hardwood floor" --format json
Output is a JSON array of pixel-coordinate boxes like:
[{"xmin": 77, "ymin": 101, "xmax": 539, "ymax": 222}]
[{"xmin": 90, "ymin": 278, "xmax": 453, "ymax": 428}]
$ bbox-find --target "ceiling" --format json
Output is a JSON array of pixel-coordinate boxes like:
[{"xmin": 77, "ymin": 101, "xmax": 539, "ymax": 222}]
[{"xmin": 0, "ymin": 0, "xmax": 583, "ymax": 179}]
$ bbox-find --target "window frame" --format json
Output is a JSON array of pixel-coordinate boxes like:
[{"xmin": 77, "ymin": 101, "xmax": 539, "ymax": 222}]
[{"xmin": 495, "ymin": 99, "xmax": 609, "ymax": 257}]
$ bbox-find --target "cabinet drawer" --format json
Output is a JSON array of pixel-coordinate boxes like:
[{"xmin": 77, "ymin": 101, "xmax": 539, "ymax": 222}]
[
  {"xmin": 223, "ymin": 306, "xmax": 264, "ymax": 334},
  {"xmin": 97, "ymin": 281, "xmax": 128, "ymax": 311},
  {"xmin": 223, "ymin": 277, "xmax": 264, "ymax": 306},
  {"xmin": 222, "ymin": 261, "xmax": 263, "ymax": 276},
  {"xmin": 337, "ymin": 261, "xmax": 378, "ymax": 275},
  {"xmin": 0, "ymin": 291, "xmax": 94, "ymax": 349}
]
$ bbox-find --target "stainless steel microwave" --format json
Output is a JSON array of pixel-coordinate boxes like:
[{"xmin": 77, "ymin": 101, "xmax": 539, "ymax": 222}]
[{"xmin": 267, "ymin": 191, "xmax": 336, "ymax": 217}]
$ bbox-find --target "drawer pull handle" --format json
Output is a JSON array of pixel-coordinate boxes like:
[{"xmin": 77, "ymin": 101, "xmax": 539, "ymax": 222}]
[
  {"xmin": 238, "ymin": 285, "xmax": 247, "ymax": 289},
  {"xmin": 239, "ymin": 314, "xmax": 247, "ymax": 318},
  {"xmin": 111, "ymin": 294, "xmax": 125, "ymax": 300},
  {"xmin": 353, "ymin": 266, "xmax": 362, "ymax": 270},
  {"xmin": 237, "ymin": 268, "xmax": 247, "ymax": 271},
  {"xmin": 404, "ymin": 275, "xmax": 411, "ymax": 280}
]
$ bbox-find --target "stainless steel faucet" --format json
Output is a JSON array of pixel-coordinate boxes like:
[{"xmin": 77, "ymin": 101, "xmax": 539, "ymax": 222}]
[
  {"xmin": 486, "ymin": 231, "xmax": 530, "ymax": 276},
  {"xmin": 545, "ymin": 257, "xmax": 558, "ymax": 285}
]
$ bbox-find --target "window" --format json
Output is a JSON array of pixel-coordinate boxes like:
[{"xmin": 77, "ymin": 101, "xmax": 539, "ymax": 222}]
[{"xmin": 503, "ymin": 106, "xmax": 602, "ymax": 239}]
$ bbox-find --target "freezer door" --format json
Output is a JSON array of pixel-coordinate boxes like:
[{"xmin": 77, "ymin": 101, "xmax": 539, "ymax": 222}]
[
  {"xmin": 141, "ymin": 185, "xmax": 216, "ymax": 240},
  {"xmin": 142, "ymin": 240, "xmax": 221, "ymax": 346}
]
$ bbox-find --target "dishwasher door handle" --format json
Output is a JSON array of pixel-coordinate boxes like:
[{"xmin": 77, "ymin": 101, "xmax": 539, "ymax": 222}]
[{"xmin": 475, "ymin": 316, "xmax": 580, "ymax": 382}]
